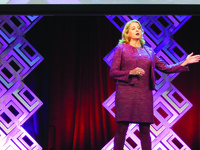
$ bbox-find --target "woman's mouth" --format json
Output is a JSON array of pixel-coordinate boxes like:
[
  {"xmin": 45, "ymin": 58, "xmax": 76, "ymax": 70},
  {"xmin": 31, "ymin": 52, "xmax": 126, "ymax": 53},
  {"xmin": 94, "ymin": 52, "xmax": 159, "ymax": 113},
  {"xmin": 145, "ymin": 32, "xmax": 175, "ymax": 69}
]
[{"xmin": 136, "ymin": 33, "xmax": 140, "ymax": 36}]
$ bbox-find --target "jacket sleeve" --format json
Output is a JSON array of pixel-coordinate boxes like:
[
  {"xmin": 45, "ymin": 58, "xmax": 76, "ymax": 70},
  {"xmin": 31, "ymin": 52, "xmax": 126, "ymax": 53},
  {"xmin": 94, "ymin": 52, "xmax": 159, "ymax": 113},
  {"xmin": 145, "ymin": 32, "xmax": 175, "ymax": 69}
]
[
  {"xmin": 154, "ymin": 53, "xmax": 189, "ymax": 73},
  {"xmin": 109, "ymin": 45, "xmax": 131, "ymax": 83}
]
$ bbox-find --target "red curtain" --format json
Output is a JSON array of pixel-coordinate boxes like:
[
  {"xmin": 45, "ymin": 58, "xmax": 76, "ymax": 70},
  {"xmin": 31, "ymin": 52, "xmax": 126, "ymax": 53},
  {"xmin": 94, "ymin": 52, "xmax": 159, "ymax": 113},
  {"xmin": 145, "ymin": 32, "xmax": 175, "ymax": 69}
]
[
  {"xmin": 47, "ymin": 16, "xmax": 120, "ymax": 150},
  {"xmin": 25, "ymin": 15, "xmax": 200, "ymax": 150},
  {"xmin": 171, "ymin": 15, "xmax": 200, "ymax": 150}
]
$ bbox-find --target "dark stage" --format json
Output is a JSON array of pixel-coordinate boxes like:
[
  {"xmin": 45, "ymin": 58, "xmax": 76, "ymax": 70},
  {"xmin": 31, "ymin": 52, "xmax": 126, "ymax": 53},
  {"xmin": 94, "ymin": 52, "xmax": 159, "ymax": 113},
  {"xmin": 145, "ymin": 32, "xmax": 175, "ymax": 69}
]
[{"xmin": 0, "ymin": 5, "xmax": 200, "ymax": 150}]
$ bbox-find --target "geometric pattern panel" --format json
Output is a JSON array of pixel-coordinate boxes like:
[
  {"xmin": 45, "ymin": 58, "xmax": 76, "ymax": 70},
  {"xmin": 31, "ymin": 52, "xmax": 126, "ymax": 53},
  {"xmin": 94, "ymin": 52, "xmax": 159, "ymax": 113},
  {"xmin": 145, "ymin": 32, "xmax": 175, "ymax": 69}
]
[
  {"xmin": 0, "ymin": 15, "xmax": 43, "ymax": 149},
  {"xmin": 102, "ymin": 15, "xmax": 192, "ymax": 150}
]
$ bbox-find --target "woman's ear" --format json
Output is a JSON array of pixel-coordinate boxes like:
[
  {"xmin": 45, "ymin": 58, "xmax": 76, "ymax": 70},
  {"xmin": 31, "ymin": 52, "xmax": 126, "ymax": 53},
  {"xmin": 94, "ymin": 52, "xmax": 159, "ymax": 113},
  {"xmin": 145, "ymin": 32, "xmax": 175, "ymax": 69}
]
[{"xmin": 125, "ymin": 32, "xmax": 128, "ymax": 38}]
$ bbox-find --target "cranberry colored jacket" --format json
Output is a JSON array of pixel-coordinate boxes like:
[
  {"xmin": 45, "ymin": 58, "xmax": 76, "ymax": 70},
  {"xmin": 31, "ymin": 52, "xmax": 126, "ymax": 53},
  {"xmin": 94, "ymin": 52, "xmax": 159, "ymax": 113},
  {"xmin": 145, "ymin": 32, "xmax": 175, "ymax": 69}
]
[
  {"xmin": 110, "ymin": 44, "xmax": 189, "ymax": 90},
  {"xmin": 110, "ymin": 43, "xmax": 189, "ymax": 123}
]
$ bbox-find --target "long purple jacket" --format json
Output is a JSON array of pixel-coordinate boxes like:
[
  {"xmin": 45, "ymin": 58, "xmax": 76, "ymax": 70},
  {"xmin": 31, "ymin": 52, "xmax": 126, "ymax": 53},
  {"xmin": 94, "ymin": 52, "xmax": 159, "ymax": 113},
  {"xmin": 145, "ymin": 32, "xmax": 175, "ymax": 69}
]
[
  {"xmin": 110, "ymin": 44, "xmax": 189, "ymax": 123},
  {"xmin": 110, "ymin": 44, "xmax": 189, "ymax": 90}
]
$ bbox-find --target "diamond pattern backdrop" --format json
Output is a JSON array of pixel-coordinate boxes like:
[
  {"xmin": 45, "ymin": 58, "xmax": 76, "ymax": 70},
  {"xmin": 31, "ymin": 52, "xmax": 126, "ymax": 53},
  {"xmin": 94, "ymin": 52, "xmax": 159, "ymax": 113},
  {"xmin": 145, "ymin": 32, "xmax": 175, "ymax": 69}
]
[
  {"xmin": 102, "ymin": 15, "xmax": 192, "ymax": 150},
  {"xmin": 0, "ymin": 15, "xmax": 43, "ymax": 150}
]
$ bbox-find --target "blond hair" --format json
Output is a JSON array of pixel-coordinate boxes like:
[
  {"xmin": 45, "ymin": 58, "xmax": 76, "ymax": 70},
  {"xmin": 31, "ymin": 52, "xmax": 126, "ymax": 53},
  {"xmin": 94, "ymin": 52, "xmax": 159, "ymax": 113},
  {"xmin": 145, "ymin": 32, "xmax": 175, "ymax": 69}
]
[{"xmin": 119, "ymin": 20, "xmax": 145, "ymax": 46}]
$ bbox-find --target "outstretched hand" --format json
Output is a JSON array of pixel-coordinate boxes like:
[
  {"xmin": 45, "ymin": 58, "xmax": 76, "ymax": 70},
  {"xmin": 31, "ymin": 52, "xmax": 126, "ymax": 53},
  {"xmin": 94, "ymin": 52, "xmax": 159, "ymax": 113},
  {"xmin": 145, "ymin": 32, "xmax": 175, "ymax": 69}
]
[
  {"xmin": 181, "ymin": 52, "xmax": 200, "ymax": 66},
  {"xmin": 186, "ymin": 52, "xmax": 200, "ymax": 64}
]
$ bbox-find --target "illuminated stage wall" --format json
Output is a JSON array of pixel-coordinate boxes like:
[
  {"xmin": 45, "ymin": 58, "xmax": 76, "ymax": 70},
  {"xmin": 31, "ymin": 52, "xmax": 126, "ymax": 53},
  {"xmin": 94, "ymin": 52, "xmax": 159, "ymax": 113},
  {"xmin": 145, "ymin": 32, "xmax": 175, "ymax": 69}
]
[
  {"xmin": 0, "ymin": 16, "xmax": 43, "ymax": 149},
  {"xmin": 102, "ymin": 15, "xmax": 192, "ymax": 149},
  {"xmin": 0, "ymin": 14, "xmax": 197, "ymax": 150}
]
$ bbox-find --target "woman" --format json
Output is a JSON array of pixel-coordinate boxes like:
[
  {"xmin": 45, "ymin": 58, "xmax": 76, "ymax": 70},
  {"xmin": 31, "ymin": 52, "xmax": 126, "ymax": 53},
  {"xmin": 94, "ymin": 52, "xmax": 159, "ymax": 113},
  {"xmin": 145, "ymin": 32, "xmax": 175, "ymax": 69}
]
[{"xmin": 110, "ymin": 20, "xmax": 200, "ymax": 150}]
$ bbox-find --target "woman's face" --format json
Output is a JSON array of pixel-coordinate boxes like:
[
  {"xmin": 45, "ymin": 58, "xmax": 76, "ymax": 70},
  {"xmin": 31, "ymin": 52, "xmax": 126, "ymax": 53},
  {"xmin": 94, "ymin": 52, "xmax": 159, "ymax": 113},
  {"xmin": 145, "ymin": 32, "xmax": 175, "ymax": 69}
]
[{"xmin": 127, "ymin": 22, "xmax": 142, "ymax": 41}]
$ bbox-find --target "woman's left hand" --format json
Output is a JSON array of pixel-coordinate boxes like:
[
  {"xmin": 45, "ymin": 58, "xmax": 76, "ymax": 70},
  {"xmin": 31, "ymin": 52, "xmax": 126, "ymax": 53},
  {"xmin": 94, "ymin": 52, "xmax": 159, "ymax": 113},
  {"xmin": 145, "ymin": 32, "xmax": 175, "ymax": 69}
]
[{"xmin": 181, "ymin": 52, "xmax": 200, "ymax": 66}]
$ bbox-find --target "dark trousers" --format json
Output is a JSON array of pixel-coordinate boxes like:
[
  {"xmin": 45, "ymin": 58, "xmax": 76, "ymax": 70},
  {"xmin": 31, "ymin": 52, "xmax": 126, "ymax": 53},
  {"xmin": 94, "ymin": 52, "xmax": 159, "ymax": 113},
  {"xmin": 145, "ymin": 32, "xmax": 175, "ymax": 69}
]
[{"xmin": 114, "ymin": 122, "xmax": 151, "ymax": 150}]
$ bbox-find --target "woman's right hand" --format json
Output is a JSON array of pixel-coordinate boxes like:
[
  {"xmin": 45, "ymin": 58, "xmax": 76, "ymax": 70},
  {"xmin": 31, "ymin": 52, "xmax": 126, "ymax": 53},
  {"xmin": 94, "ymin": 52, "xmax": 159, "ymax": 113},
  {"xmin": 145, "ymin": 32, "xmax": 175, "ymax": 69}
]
[{"xmin": 129, "ymin": 67, "xmax": 145, "ymax": 76}]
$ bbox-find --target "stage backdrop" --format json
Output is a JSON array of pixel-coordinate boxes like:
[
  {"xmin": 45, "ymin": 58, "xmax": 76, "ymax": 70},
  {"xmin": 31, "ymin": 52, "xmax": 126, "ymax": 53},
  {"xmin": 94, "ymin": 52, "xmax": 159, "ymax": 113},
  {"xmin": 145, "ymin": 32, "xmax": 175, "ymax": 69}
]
[{"xmin": 1, "ymin": 15, "xmax": 199, "ymax": 150}]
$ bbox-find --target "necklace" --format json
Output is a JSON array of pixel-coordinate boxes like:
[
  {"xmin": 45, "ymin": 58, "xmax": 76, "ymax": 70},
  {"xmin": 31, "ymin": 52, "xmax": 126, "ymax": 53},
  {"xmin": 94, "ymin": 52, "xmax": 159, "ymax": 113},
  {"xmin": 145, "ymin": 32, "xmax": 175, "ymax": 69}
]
[
  {"xmin": 129, "ymin": 43, "xmax": 142, "ymax": 56},
  {"xmin": 136, "ymin": 47, "xmax": 142, "ymax": 56}
]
